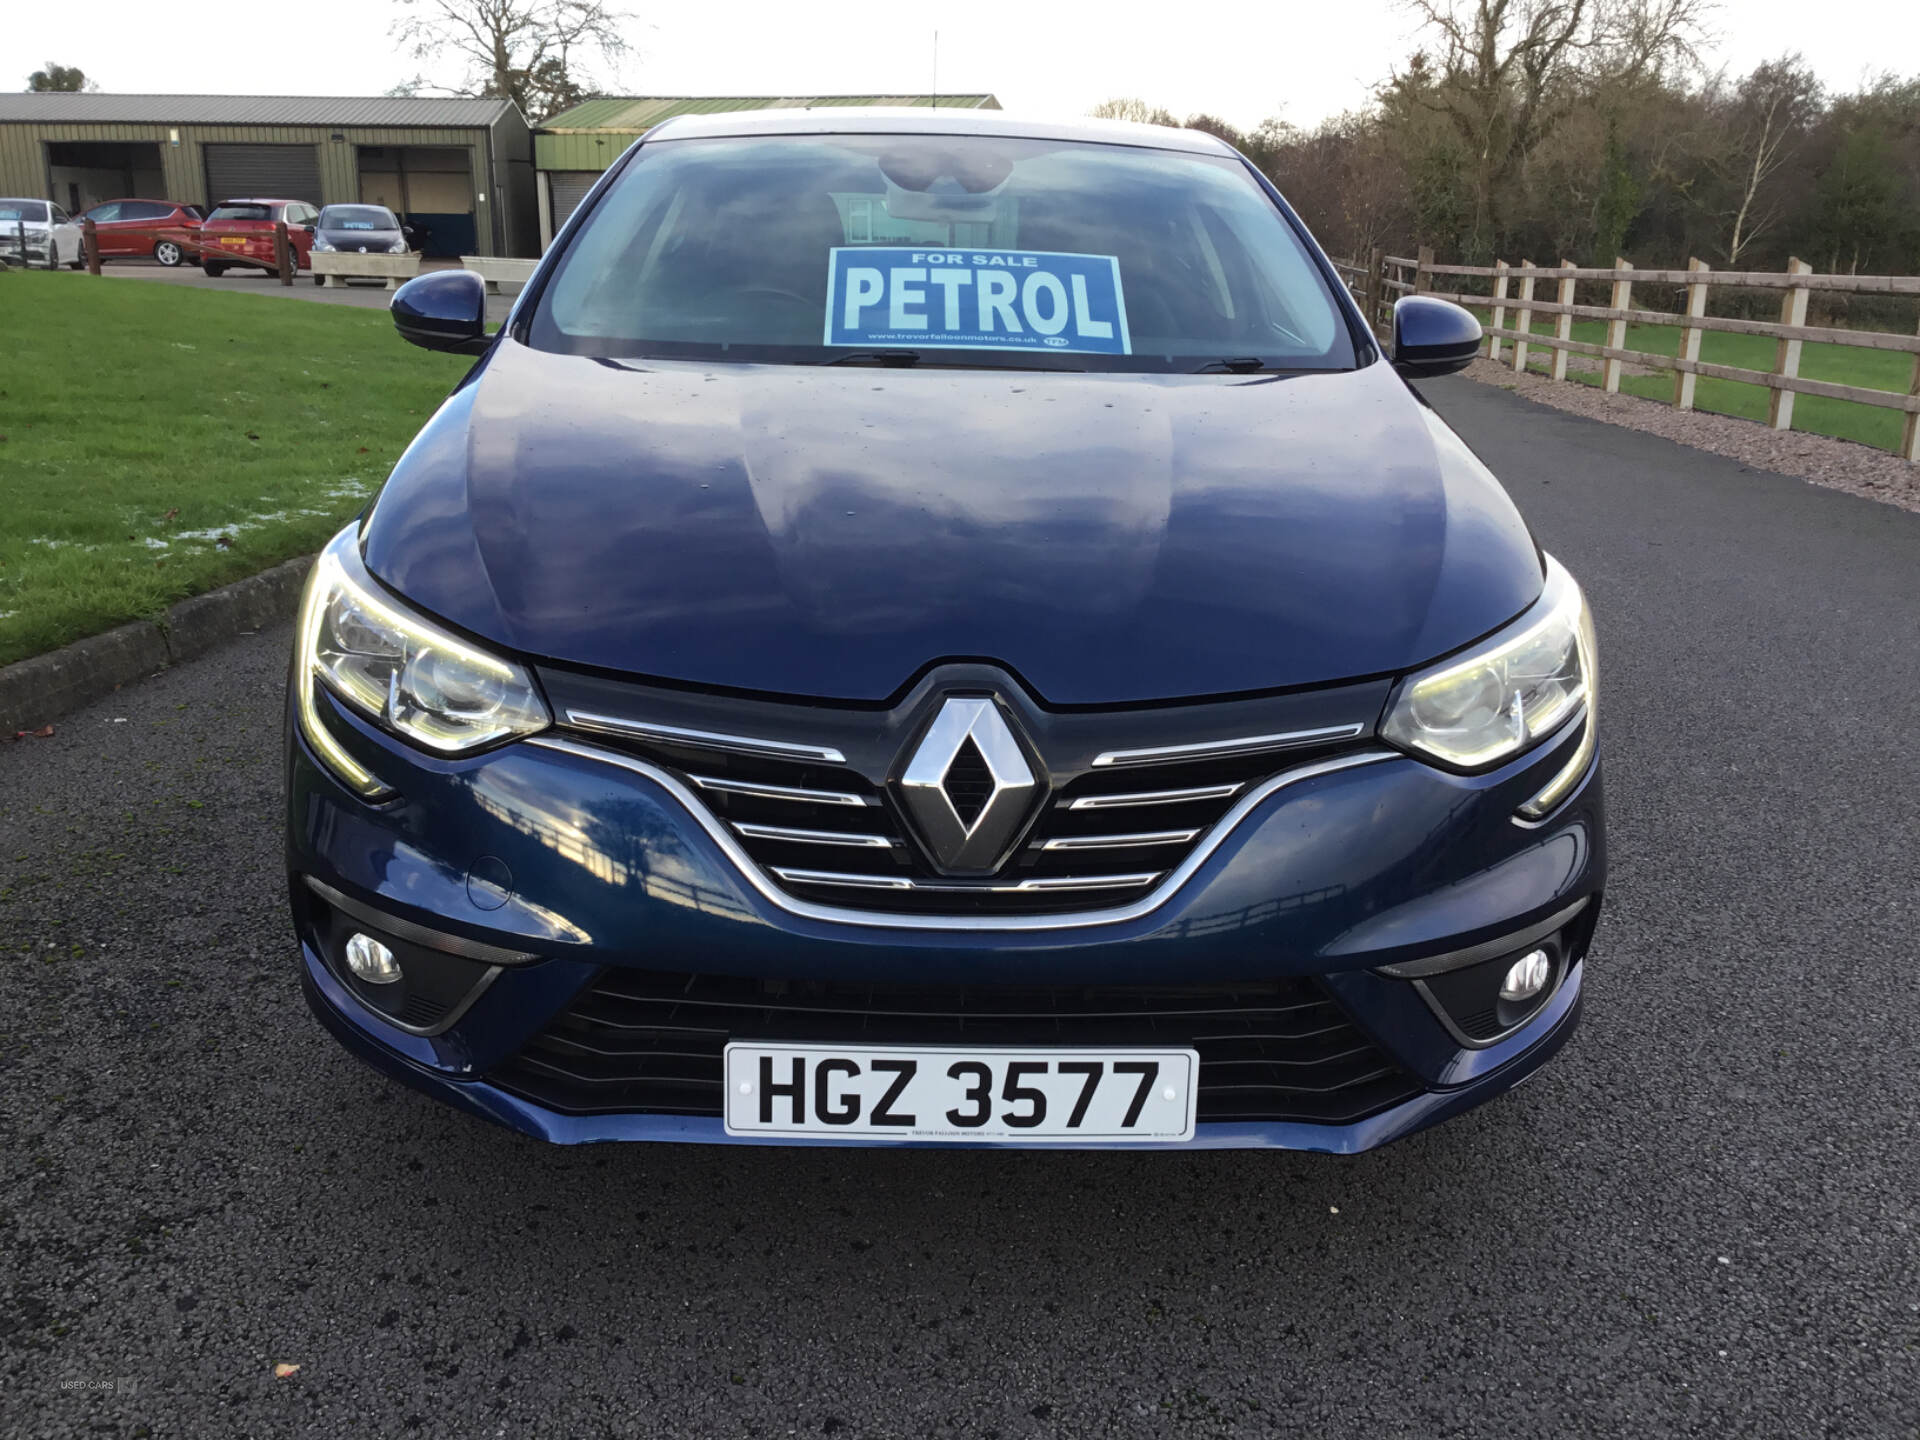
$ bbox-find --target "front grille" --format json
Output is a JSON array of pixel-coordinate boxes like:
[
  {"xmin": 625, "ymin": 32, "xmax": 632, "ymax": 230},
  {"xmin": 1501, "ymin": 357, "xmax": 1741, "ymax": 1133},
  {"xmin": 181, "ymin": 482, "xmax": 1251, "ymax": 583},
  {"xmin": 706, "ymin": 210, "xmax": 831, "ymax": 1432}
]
[
  {"xmin": 489, "ymin": 968, "xmax": 1424, "ymax": 1125},
  {"xmin": 574, "ymin": 726, "xmax": 1367, "ymax": 917},
  {"xmin": 536, "ymin": 659, "xmax": 1388, "ymax": 919}
]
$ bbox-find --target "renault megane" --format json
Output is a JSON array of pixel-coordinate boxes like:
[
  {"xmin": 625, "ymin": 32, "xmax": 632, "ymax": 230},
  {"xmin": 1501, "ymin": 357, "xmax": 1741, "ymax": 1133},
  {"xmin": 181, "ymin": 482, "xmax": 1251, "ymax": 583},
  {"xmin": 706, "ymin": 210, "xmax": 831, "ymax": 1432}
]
[{"xmin": 286, "ymin": 109, "xmax": 1603, "ymax": 1151}]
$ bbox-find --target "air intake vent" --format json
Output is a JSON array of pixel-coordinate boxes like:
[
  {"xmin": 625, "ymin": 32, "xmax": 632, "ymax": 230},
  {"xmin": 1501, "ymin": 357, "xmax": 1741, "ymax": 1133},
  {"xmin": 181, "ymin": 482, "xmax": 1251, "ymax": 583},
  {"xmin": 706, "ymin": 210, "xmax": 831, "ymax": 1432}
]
[{"xmin": 491, "ymin": 968, "xmax": 1424, "ymax": 1125}]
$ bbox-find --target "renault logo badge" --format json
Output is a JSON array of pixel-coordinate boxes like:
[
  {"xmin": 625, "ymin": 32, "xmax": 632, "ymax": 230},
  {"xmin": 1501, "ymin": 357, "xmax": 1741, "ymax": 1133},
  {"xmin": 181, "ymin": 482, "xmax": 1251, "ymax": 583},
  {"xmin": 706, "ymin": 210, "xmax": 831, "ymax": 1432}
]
[{"xmin": 898, "ymin": 697, "xmax": 1039, "ymax": 874}]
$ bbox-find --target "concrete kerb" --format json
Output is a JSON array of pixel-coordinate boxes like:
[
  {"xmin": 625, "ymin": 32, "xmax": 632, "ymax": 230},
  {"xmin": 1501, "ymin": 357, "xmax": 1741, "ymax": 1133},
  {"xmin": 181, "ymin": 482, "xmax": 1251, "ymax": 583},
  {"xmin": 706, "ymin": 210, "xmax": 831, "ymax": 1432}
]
[{"xmin": 1, "ymin": 554, "xmax": 313, "ymax": 733}]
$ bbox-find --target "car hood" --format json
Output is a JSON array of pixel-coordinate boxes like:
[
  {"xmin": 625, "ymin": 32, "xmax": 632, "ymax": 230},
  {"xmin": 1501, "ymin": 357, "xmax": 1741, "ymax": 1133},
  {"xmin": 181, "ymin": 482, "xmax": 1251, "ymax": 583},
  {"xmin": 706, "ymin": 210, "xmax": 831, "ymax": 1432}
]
[{"xmin": 362, "ymin": 339, "xmax": 1542, "ymax": 705}]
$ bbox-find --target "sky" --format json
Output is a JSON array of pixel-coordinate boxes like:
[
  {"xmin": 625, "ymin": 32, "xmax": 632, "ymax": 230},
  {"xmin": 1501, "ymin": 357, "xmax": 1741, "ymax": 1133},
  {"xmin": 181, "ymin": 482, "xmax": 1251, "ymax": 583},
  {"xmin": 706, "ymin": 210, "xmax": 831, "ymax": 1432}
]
[{"xmin": 7, "ymin": 0, "xmax": 1918, "ymax": 132}]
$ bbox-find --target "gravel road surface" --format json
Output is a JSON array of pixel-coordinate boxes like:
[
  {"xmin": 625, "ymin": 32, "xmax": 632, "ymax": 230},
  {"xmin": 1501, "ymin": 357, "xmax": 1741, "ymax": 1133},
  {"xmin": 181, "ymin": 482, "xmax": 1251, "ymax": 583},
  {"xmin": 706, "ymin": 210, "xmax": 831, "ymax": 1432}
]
[{"xmin": 2, "ymin": 377, "xmax": 1916, "ymax": 1438}]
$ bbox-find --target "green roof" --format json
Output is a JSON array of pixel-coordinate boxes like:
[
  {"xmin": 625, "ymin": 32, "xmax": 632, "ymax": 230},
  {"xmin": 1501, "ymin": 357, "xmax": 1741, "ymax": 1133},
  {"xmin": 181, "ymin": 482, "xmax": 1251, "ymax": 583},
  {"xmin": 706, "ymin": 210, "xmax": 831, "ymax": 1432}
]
[{"xmin": 539, "ymin": 94, "xmax": 999, "ymax": 133}]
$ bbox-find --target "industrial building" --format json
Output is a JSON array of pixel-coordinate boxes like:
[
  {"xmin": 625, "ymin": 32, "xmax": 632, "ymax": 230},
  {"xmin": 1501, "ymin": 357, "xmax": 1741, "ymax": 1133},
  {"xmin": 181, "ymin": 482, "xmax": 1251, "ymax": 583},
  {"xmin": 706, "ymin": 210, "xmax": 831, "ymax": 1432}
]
[
  {"xmin": 0, "ymin": 93, "xmax": 537, "ymax": 257},
  {"xmin": 533, "ymin": 94, "xmax": 1000, "ymax": 248}
]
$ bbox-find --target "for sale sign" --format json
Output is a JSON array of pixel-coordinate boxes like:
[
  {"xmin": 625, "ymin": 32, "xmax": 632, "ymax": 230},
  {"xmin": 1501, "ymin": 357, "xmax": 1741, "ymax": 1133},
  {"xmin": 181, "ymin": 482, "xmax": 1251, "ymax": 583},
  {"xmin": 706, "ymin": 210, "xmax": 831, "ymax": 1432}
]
[{"xmin": 823, "ymin": 247, "xmax": 1132, "ymax": 356}]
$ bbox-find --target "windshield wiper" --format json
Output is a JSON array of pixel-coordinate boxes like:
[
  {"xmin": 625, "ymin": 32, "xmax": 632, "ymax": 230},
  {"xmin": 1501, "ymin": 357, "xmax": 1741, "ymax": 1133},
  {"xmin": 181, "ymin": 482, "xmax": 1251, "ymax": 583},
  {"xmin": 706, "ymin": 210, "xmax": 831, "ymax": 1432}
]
[
  {"xmin": 807, "ymin": 350, "xmax": 1085, "ymax": 373},
  {"xmin": 813, "ymin": 349, "xmax": 924, "ymax": 367},
  {"xmin": 1193, "ymin": 357, "xmax": 1277, "ymax": 374}
]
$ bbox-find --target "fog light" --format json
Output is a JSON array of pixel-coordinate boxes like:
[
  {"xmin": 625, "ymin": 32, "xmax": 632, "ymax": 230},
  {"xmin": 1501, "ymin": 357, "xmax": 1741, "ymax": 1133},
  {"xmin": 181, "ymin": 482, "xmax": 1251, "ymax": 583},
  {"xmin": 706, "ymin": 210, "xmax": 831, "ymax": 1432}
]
[
  {"xmin": 345, "ymin": 932, "xmax": 402, "ymax": 985},
  {"xmin": 1499, "ymin": 948, "xmax": 1552, "ymax": 1002}
]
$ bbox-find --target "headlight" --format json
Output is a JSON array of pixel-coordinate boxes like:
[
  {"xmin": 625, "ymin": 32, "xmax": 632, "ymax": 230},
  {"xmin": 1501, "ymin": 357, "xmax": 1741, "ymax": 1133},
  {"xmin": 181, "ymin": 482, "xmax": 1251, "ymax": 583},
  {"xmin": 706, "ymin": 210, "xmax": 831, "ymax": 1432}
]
[
  {"xmin": 388, "ymin": 239, "xmax": 409, "ymax": 254},
  {"xmin": 1382, "ymin": 556, "xmax": 1597, "ymax": 810},
  {"xmin": 311, "ymin": 237, "xmax": 335, "ymax": 252},
  {"xmin": 294, "ymin": 524, "xmax": 549, "ymax": 797}
]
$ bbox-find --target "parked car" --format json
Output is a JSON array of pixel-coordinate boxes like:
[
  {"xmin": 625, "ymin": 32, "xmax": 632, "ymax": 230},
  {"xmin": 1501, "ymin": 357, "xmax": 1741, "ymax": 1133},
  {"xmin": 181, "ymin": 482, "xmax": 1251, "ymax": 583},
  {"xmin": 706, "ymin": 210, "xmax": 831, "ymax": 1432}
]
[
  {"xmin": 290, "ymin": 110, "xmax": 1603, "ymax": 1153},
  {"xmin": 198, "ymin": 198, "xmax": 316, "ymax": 277},
  {"xmin": 309, "ymin": 204, "xmax": 412, "ymax": 285},
  {"xmin": 76, "ymin": 198, "xmax": 205, "ymax": 266},
  {"xmin": 1, "ymin": 197, "xmax": 82, "ymax": 269}
]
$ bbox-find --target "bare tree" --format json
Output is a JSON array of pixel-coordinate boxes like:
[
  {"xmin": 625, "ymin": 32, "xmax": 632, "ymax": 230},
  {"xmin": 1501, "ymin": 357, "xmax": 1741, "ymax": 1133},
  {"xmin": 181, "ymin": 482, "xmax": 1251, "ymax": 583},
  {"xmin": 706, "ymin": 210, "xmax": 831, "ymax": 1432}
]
[
  {"xmin": 1399, "ymin": 0, "xmax": 1710, "ymax": 249},
  {"xmin": 392, "ymin": 0, "xmax": 631, "ymax": 123},
  {"xmin": 1699, "ymin": 57, "xmax": 1823, "ymax": 264},
  {"xmin": 1089, "ymin": 98, "xmax": 1179, "ymax": 127}
]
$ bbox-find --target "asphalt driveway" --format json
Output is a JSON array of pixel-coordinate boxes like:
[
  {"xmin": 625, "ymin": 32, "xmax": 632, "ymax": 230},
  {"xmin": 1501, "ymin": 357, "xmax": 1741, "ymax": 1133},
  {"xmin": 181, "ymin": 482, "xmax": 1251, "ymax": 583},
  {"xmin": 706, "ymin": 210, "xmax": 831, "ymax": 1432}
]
[{"xmin": 1, "ymin": 378, "xmax": 1916, "ymax": 1438}]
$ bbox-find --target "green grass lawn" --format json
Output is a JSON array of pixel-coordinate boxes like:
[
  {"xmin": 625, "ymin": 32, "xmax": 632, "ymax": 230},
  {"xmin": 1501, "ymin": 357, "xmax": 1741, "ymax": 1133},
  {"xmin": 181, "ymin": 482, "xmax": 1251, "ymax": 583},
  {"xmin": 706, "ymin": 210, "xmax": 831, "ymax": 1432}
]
[
  {"xmin": 0, "ymin": 272, "xmax": 469, "ymax": 666},
  {"xmin": 1473, "ymin": 307, "xmax": 1917, "ymax": 453}
]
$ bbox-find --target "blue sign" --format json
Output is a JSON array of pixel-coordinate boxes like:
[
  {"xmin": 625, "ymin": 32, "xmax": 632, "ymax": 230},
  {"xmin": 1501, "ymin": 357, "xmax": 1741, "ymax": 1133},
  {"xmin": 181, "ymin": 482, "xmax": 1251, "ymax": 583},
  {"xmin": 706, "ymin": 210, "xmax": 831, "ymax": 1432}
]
[{"xmin": 823, "ymin": 247, "xmax": 1132, "ymax": 356}]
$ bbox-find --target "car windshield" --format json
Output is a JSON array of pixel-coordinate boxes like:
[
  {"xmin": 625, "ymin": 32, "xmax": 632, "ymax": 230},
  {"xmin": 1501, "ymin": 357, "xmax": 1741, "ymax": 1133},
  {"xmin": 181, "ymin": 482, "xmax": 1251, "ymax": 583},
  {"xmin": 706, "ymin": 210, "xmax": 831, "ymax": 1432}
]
[
  {"xmin": 320, "ymin": 205, "xmax": 397, "ymax": 230},
  {"xmin": 208, "ymin": 204, "xmax": 274, "ymax": 222},
  {"xmin": 0, "ymin": 200, "xmax": 49, "ymax": 223},
  {"xmin": 527, "ymin": 133, "xmax": 1357, "ymax": 372}
]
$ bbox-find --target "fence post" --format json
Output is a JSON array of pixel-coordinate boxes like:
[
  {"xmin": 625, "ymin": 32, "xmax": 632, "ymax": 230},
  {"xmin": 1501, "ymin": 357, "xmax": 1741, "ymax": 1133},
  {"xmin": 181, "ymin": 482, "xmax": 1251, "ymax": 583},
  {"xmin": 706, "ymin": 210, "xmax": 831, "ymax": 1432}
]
[
  {"xmin": 1488, "ymin": 260, "xmax": 1509, "ymax": 364},
  {"xmin": 1673, "ymin": 258, "xmax": 1710, "ymax": 411},
  {"xmin": 14, "ymin": 218, "xmax": 23, "ymax": 268},
  {"xmin": 275, "ymin": 221, "xmax": 293, "ymax": 287},
  {"xmin": 1768, "ymin": 257, "xmax": 1812, "ymax": 430},
  {"xmin": 83, "ymin": 217, "xmax": 101, "ymax": 276},
  {"xmin": 1414, "ymin": 244, "xmax": 1433, "ymax": 296},
  {"xmin": 1367, "ymin": 246, "xmax": 1384, "ymax": 337},
  {"xmin": 1901, "ymin": 314, "xmax": 1920, "ymax": 464},
  {"xmin": 1602, "ymin": 258, "xmax": 1633, "ymax": 393},
  {"xmin": 1550, "ymin": 259, "xmax": 1576, "ymax": 382},
  {"xmin": 1512, "ymin": 261, "xmax": 1535, "ymax": 374}
]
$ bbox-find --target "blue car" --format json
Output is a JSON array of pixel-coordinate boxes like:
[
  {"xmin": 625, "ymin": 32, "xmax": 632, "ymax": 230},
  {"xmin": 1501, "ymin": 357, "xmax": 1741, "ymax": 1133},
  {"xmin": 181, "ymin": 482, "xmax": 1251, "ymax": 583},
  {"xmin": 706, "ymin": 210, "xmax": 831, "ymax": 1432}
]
[{"xmin": 287, "ymin": 109, "xmax": 1602, "ymax": 1151}]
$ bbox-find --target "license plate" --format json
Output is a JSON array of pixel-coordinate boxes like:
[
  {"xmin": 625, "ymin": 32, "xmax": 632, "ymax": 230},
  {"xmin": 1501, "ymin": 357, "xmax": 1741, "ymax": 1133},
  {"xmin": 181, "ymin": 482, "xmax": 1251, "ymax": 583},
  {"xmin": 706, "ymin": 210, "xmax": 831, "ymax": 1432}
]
[
  {"xmin": 220, "ymin": 237, "xmax": 246, "ymax": 246},
  {"xmin": 723, "ymin": 1044, "xmax": 1198, "ymax": 1142}
]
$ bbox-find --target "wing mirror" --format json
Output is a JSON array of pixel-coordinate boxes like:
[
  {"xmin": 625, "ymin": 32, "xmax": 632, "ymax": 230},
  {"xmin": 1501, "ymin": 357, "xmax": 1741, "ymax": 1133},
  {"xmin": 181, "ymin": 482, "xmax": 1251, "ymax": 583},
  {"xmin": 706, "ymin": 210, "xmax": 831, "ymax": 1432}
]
[
  {"xmin": 391, "ymin": 269, "xmax": 491, "ymax": 355},
  {"xmin": 1391, "ymin": 296, "xmax": 1482, "ymax": 379}
]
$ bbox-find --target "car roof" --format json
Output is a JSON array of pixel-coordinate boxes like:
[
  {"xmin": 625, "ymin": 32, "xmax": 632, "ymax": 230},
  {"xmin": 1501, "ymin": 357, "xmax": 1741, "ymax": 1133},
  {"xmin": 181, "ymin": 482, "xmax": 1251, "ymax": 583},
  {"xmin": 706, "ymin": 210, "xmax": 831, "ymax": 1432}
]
[
  {"xmin": 95, "ymin": 197, "xmax": 188, "ymax": 206},
  {"xmin": 645, "ymin": 106, "xmax": 1238, "ymax": 157},
  {"xmin": 212, "ymin": 198, "xmax": 300, "ymax": 206}
]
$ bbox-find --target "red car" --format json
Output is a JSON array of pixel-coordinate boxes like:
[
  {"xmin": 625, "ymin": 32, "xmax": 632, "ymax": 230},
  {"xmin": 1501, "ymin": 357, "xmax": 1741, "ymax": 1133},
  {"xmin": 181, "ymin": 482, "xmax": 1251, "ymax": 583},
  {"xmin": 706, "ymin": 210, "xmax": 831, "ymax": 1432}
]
[
  {"xmin": 76, "ymin": 198, "xmax": 205, "ymax": 267},
  {"xmin": 199, "ymin": 198, "xmax": 318, "ymax": 278}
]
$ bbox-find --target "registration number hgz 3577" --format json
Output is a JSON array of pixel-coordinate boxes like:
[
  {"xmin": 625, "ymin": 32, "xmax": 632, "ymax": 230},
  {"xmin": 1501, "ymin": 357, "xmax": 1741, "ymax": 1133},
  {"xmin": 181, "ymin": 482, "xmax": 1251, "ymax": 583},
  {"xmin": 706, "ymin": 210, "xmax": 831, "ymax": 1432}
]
[{"xmin": 723, "ymin": 1044, "xmax": 1199, "ymax": 1143}]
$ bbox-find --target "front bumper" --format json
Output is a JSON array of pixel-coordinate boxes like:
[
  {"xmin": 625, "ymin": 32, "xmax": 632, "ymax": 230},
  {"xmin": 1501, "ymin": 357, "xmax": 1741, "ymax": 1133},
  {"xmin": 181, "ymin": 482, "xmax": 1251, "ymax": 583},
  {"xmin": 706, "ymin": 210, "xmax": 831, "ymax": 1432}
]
[
  {"xmin": 287, "ymin": 694, "xmax": 1605, "ymax": 1152},
  {"xmin": 3, "ymin": 235, "xmax": 51, "ymax": 265}
]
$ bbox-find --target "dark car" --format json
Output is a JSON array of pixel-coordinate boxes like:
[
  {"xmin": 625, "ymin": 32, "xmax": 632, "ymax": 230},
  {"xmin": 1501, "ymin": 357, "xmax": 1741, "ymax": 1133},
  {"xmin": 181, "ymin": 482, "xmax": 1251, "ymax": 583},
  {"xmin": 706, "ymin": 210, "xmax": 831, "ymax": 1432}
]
[
  {"xmin": 199, "ymin": 198, "xmax": 315, "ymax": 277},
  {"xmin": 77, "ymin": 198, "xmax": 204, "ymax": 266},
  {"xmin": 309, "ymin": 204, "xmax": 411, "ymax": 283},
  {"xmin": 288, "ymin": 110, "xmax": 1603, "ymax": 1152}
]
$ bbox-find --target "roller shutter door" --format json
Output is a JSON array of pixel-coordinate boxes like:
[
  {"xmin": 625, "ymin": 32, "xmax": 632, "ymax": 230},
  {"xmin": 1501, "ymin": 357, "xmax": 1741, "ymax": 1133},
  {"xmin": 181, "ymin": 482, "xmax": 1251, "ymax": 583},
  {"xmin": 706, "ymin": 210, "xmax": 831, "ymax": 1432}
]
[
  {"xmin": 549, "ymin": 172, "xmax": 601, "ymax": 232},
  {"xmin": 204, "ymin": 144, "xmax": 323, "ymax": 206}
]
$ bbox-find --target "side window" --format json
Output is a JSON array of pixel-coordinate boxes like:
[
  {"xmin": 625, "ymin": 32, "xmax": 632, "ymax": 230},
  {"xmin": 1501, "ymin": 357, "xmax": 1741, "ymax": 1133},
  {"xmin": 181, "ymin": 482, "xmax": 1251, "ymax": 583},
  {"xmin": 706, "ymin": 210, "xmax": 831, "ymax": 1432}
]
[
  {"xmin": 124, "ymin": 202, "xmax": 163, "ymax": 221},
  {"xmin": 51, "ymin": 205, "xmax": 70, "ymax": 224}
]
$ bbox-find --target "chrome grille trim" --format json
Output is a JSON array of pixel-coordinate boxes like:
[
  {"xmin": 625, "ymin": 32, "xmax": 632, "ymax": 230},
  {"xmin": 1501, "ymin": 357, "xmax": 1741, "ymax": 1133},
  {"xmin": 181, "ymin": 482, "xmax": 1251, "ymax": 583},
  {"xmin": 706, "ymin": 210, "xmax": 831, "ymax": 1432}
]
[
  {"xmin": 1092, "ymin": 723, "xmax": 1366, "ymax": 768},
  {"xmin": 525, "ymin": 734, "xmax": 1395, "ymax": 931},
  {"xmin": 1068, "ymin": 783, "xmax": 1243, "ymax": 810},
  {"xmin": 771, "ymin": 868, "xmax": 914, "ymax": 891},
  {"xmin": 565, "ymin": 711, "xmax": 846, "ymax": 764},
  {"xmin": 1038, "ymin": 829, "xmax": 1201, "ymax": 852},
  {"xmin": 775, "ymin": 867, "xmax": 1161, "ymax": 895},
  {"xmin": 733, "ymin": 823, "xmax": 899, "ymax": 850},
  {"xmin": 690, "ymin": 774, "xmax": 876, "ymax": 807}
]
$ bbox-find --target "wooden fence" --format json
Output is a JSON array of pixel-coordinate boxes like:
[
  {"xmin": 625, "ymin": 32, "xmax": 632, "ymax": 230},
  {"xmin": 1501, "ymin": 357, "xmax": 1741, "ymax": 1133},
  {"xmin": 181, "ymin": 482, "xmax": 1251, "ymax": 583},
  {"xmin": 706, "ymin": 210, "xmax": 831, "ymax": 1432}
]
[{"xmin": 1331, "ymin": 249, "xmax": 1920, "ymax": 463}]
